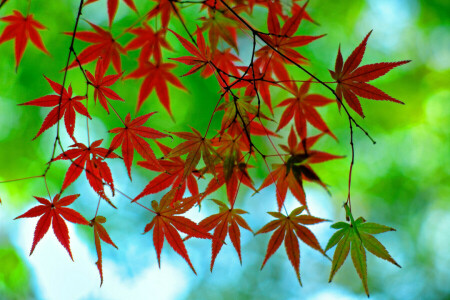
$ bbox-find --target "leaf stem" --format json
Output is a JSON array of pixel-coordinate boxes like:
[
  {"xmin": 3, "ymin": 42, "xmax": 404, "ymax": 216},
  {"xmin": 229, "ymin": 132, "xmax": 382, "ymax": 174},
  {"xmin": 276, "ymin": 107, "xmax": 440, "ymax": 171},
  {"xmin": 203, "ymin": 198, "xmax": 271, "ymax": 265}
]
[
  {"xmin": 44, "ymin": 0, "xmax": 85, "ymax": 177},
  {"xmin": 0, "ymin": 0, "xmax": 9, "ymax": 10},
  {"xmin": 44, "ymin": 175, "xmax": 51, "ymax": 199},
  {"xmin": 0, "ymin": 175, "xmax": 43, "ymax": 184},
  {"xmin": 107, "ymin": 100, "xmax": 126, "ymax": 125}
]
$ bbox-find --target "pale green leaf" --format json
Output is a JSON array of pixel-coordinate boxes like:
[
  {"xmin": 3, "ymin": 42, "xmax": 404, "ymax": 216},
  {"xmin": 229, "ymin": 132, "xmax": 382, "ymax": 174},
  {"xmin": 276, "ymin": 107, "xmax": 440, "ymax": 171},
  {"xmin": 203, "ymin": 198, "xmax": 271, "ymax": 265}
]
[
  {"xmin": 350, "ymin": 234, "xmax": 369, "ymax": 297},
  {"xmin": 329, "ymin": 229, "xmax": 351, "ymax": 282},
  {"xmin": 358, "ymin": 222, "xmax": 396, "ymax": 234},
  {"xmin": 361, "ymin": 233, "xmax": 401, "ymax": 267},
  {"xmin": 325, "ymin": 228, "xmax": 347, "ymax": 252}
]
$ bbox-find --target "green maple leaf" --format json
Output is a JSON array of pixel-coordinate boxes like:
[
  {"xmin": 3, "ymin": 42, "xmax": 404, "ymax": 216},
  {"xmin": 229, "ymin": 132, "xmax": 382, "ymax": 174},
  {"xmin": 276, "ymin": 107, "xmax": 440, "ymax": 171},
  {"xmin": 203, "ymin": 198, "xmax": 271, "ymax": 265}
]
[{"xmin": 326, "ymin": 204, "xmax": 401, "ymax": 297}]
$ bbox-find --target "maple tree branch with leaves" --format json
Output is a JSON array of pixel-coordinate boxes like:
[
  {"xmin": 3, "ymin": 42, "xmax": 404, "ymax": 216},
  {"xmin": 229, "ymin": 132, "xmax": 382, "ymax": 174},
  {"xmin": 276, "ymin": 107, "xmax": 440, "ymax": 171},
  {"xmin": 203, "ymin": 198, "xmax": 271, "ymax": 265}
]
[{"xmin": 0, "ymin": 0, "xmax": 409, "ymax": 295}]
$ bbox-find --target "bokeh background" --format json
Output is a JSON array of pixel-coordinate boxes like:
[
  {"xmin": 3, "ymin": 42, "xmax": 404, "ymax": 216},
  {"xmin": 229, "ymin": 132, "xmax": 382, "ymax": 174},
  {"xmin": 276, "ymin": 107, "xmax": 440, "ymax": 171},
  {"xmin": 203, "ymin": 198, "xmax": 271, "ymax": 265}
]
[{"xmin": 0, "ymin": 0, "xmax": 449, "ymax": 299}]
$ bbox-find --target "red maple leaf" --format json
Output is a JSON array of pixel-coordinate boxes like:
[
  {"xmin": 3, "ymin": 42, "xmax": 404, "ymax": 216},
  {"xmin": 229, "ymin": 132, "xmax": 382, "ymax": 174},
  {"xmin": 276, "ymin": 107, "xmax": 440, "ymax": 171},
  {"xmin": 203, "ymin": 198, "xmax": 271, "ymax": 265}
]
[
  {"xmin": 84, "ymin": 0, "xmax": 137, "ymax": 27},
  {"xmin": 199, "ymin": 11, "xmax": 238, "ymax": 52},
  {"xmin": 198, "ymin": 200, "xmax": 252, "ymax": 270},
  {"xmin": 211, "ymin": 132, "xmax": 247, "ymax": 164},
  {"xmin": 211, "ymin": 48, "xmax": 241, "ymax": 79},
  {"xmin": 65, "ymin": 21, "xmax": 126, "ymax": 73},
  {"xmin": 256, "ymin": 2, "xmax": 324, "ymax": 80},
  {"xmin": 0, "ymin": 10, "xmax": 49, "ymax": 68},
  {"xmin": 125, "ymin": 61, "xmax": 186, "ymax": 117},
  {"xmin": 256, "ymin": 206, "xmax": 327, "ymax": 285},
  {"xmin": 20, "ymin": 76, "xmax": 90, "ymax": 140},
  {"xmin": 125, "ymin": 24, "xmax": 172, "ymax": 63},
  {"xmin": 146, "ymin": 0, "xmax": 178, "ymax": 28},
  {"xmin": 165, "ymin": 127, "xmax": 217, "ymax": 182},
  {"xmin": 218, "ymin": 94, "xmax": 278, "ymax": 149},
  {"xmin": 133, "ymin": 142, "xmax": 201, "ymax": 203},
  {"xmin": 202, "ymin": 163, "xmax": 255, "ymax": 206},
  {"xmin": 14, "ymin": 194, "xmax": 89, "ymax": 260},
  {"xmin": 277, "ymin": 79, "xmax": 336, "ymax": 139},
  {"xmin": 86, "ymin": 59, "xmax": 124, "ymax": 113},
  {"xmin": 89, "ymin": 215, "xmax": 118, "ymax": 286},
  {"xmin": 198, "ymin": 133, "xmax": 256, "ymax": 205},
  {"xmin": 235, "ymin": 60, "xmax": 277, "ymax": 114},
  {"xmin": 254, "ymin": 0, "xmax": 315, "ymax": 23},
  {"xmin": 330, "ymin": 31, "xmax": 410, "ymax": 117},
  {"xmin": 54, "ymin": 139, "xmax": 119, "ymax": 202},
  {"xmin": 168, "ymin": 28, "xmax": 213, "ymax": 78},
  {"xmin": 143, "ymin": 191, "xmax": 212, "ymax": 274},
  {"xmin": 108, "ymin": 112, "xmax": 168, "ymax": 179},
  {"xmin": 259, "ymin": 128, "xmax": 342, "ymax": 211},
  {"xmin": 197, "ymin": 132, "xmax": 256, "ymax": 206}
]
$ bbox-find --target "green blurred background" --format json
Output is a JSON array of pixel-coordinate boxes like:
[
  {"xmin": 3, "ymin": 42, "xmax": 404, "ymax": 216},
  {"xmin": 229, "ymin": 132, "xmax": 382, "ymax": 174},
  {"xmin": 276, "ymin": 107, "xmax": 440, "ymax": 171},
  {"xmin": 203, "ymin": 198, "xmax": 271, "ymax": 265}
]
[{"xmin": 0, "ymin": 0, "xmax": 448, "ymax": 299}]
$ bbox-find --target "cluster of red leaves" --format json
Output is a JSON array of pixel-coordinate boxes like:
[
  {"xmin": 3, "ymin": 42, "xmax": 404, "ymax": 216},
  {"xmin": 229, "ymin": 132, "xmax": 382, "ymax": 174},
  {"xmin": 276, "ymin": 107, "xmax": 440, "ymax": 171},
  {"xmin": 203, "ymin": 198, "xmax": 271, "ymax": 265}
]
[
  {"xmin": 4, "ymin": 0, "xmax": 408, "ymax": 292},
  {"xmin": 259, "ymin": 128, "xmax": 342, "ymax": 211},
  {"xmin": 54, "ymin": 139, "xmax": 119, "ymax": 204},
  {"xmin": 14, "ymin": 194, "xmax": 117, "ymax": 286}
]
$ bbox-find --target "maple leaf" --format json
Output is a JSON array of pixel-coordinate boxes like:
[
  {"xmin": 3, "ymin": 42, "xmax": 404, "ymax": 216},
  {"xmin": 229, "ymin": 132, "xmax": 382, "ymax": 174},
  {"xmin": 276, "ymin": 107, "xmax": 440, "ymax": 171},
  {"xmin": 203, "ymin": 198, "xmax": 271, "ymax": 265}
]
[
  {"xmin": 168, "ymin": 28, "xmax": 213, "ymax": 78},
  {"xmin": 218, "ymin": 94, "xmax": 276, "ymax": 139},
  {"xmin": 125, "ymin": 24, "xmax": 172, "ymax": 63},
  {"xmin": 199, "ymin": 11, "xmax": 238, "ymax": 52},
  {"xmin": 211, "ymin": 132, "xmax": 247, "ymax": 170},
  {"xmin": 19, "ymin": 76, "xmax": 90, "ymax": 140},
  {"xmin": 234, "ymin": 60, "xmax": 278, "ymax": 114},
  {"xmin": 221, "ymin": 111, "xmax": 278, "ymax": 151},
  {"xmin": 125, "ymin": 60, "xmax": 186, "ymax": 117},
  {"xmin": 84, "ymin": 0, "xmax": 137, "ymax": 27},
  {"xmin": 201, "ymin": 0, "xmax": 251, "ymax": 19},
  {"xmin": 14, "ymin": 194, "xmax": 89, "ymax": 260},
  {"xmin": 197, "ymin": 200, "xmax": 252, "ymax": 271},
  {"xmin": 0, "ymin": 10, "xmax": 49, "ymax": 69},
  {"xmin": 65, "ymin": 21, "xmax": 126, "ymax": 73},
  {"xmin": 165, "ymin": 127, "xmax": 217, "ymax": 181},
  {"xmin": 330, "ymin": 31, "xmax": 410, "ymax": 117},
  {"xmin": 205, "ymin": 131, "xmax": 253, "ymax": 189},
  {"xmin": 211, "ymin": 48, "xmax": 241, "ymax": 79},
  {"xmin": 108, "ymin": 112, "xmax": 168, "ymax": 179},
  {"xmin": 89, "ymin": 215, "xmax": 118, "ymax": 286},
  {"xmin": 256, "ymin": 2, "xmax": 324, "ymax": 80},
  {"xmin": 146, "ymin": 0, "xmax": 178, "ymax": 28},
  {"xmin": 326, "ymin": 203, "xmax": 400, "ymax": 297},
  {"xmin": 277, "ymin": 79, "xmax": 336, "ymax": 139},
  {"xmin": 143, "ymin": 191, "xmax": 212, "ymax": 274},
  {"xmin": 256, "ymin": 206, "xmax": 327, "ymax": 285},
  {"xmin": 255, "ymin": 0, "xmax": 316, "ymax": 23},
  {"xmin": 54, "ymin": 139, "xmax": 119, "ymax": 204},
  {"xmin": 86, "ymin": 59, "xmax": 124, "ymax": 113},
  {"xmin": 259, "ymin": 128, "xmax": 342, "ymax": 211},
  {"xmin": 134, "ymin": 141, "xmax": 201, "ymax": 203},
  {"xmin": 202, "ymin": 163, "xmax": 255, "ymax": 206}
]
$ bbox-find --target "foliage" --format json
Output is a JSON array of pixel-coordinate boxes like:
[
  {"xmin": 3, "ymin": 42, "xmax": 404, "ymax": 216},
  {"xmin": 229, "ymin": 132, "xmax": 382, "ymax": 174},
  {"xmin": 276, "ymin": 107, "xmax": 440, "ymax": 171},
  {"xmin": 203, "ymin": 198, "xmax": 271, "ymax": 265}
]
[{"xmin": 0, "ymin": 0, "xmax": 410, "ymax": 295}]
